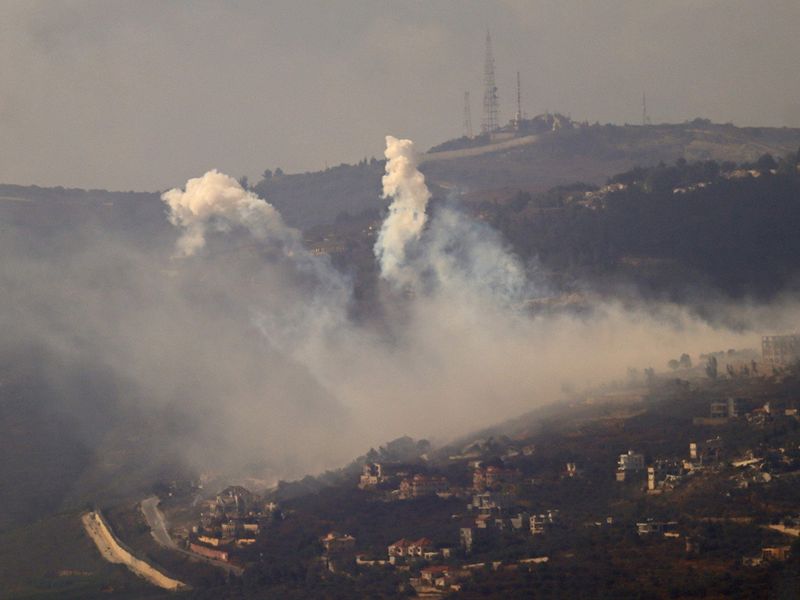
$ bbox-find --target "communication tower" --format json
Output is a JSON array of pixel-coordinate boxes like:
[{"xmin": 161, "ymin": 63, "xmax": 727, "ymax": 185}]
[
  {"xmin": 463, "ymin": 91, "xmax": 473, "ymax": 138},
  {"xmin": 481, "ymin": 30, "xmax": 499, "ymax": 134}
]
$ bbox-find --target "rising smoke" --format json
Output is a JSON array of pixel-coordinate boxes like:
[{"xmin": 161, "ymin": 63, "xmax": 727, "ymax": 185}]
[
  {"xmin": 0, "ymin": 135, "xmax": 792, "ymax": 492},
  {"xmin": 374, "ymin": 136, "xmax": 432, "ymax": 286}
]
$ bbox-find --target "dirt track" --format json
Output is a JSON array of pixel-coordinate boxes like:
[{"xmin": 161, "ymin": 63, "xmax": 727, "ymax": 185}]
[{"xmin": 81, "ymin": 510, "xmax": 187, "ymax": 591}]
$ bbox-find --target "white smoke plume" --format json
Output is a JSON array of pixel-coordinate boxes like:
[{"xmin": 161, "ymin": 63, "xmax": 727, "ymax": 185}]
[
  {"xmin": 374, "ymin": 136, "xmax": 431, "ymax": 285},
  {"xmin": 163, "ymin": 169, "xmax": 292, "ymax": 257}
]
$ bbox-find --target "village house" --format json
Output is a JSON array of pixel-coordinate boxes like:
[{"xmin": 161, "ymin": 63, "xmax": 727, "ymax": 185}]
[
  {"xmin": 530, "ymin": 510, "xmax": 558, "ymax": 535},
  {"xmin": 196, "ymin": 535, "xmax": 232, "ymax": 547},
  {"xmin": 616, "ymin": 450, "xmax": 645, "ymax": 482},
  {"xmin": 473, "ymin": 465, "xmax": 521, "ymax": 491},
  {"xmin": 358, "ymin": 462, "xmax": 385, "ymax": 489},
  {"xmin": 321, "ymin": 532, "xmax": 356, "ymax": 554},
  {"xmin": 320, "ymin": 532, "xmax": 356, "ymax": 572},
  {"xmin": 387, "ymin": 537, "xmax": 435, "ymax": 563},
  {"xmin": 510, "ymin": 512, "xmax": 531, "ymax": 530},
  {"xmin": 636, "ymin": 519, "xmax": 678, "ymax": 536},
  {"xmin": 189, "ymin": 542, "xmax": 229, "ymax": 562},
  {"xmin": 216, "ymin": 485, "xmax": 256, "ymax": 518},
  {"xmin": 647, "ymin": 460, "xmax": 686, "ymax": 493},
  {"xmin": 418, "ymin": 565, "xmax": 468, "ymax": 590},
  {"xmin": 460, "ymin": 527, "xmax": 475, "ymax": 554},
  {"xmin": 398, "ymin": 474, "xmax": 448, "ymax": 499},
  {"xmin": 762, "ymin": 334, "xmax": 800, "ymax": 369},
  {"xmin": 709, "ymin": 397, "xmax": 749, "ymax": 419},
  {"xmin": 468, "ymin": 491, "xmax": 512, "ymax": 515},
  {"xmin": 762, "ymin": 546, "xmax": 792, "ymax": 562}
]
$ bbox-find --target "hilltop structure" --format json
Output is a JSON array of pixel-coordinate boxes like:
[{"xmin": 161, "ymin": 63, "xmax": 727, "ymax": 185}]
[{"xmin": 481, "ymin": 30, "xmax": 499, "ymax": 135}]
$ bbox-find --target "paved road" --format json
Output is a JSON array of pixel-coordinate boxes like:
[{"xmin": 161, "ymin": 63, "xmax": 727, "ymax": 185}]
[
  {"xmin": 141, "ymin": 496, "xmax": 176, "ymax": 549},
  {"xmin": 140, "ymin": 496, "xmax": 243, "ymax": 576}
]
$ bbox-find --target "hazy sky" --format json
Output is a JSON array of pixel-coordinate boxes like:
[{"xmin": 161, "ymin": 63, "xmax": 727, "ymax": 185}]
[{"xmin": 1, "ymin": 0, "xmax": 799, "ymax": 191}]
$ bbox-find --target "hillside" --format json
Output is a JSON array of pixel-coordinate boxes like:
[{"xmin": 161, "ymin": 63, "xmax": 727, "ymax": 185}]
[
  {"xmin": 254, "ymin": 119, "xmax": 800, "ymax": 229},
  {"xmin": 100, "ymin": 367, "xmax": 800, "ymax": 599}
]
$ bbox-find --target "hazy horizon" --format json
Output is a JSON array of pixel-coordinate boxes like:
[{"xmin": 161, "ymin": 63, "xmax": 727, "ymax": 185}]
[{"xmin": 1, "ymin": 0, "xmax": 799, "ymax": 191}]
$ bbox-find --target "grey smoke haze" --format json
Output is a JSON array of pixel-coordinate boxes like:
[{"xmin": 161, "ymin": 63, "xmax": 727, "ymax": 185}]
[
  {"xmin": 1, "ymin": 0, "xmax": 799, "ymax": 190},
  {"xmin": 3, "ymin": 134, "xmax": 797, "ymax": 489}
]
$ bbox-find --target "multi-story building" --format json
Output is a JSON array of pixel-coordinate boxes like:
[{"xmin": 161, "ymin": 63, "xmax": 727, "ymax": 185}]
[
  {"xmin": 616, "ymin": 450, "xmax": 645, "ymax": 481},
  {"xmin": 762, "ymin": 334, "xmax": 800, "ymax": 369},
  {"xmin": 398, "ymin": 474, "xmax": 448, "ymax": 499},
  {"xmin": 358, "ymin": 463, "xmax": 385, "ymax": 489}
]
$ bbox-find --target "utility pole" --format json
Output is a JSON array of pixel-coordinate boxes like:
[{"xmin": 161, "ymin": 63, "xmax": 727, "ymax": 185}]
[{"xmin": 463, "ymin": 91, "xmax": 473, "ymax": 138}]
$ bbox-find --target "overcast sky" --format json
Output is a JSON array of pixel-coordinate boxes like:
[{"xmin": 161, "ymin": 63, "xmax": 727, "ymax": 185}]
[{"xmin": 1, "ymin": 0, "xmax": 799, "ymax": 191}]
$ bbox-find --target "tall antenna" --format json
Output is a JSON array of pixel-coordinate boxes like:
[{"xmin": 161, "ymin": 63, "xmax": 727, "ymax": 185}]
[
  {"xmin": 642, "ymin": 92, "xmax": 651, "ymax": 126},
  {"xmin": 481, "ymin": 30, "xmax": 499, "ymax": 135},
  {"xmin": 515, "ymin": 70, "xmax": 522, "ymax": 129},
  {"xmin": 463, "ymin": 91, "xmax": 473, "ymax": 138}
]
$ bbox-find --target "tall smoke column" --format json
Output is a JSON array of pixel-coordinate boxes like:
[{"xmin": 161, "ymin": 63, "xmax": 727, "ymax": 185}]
[
  {"xmin": 162, "ymin": 169, "xmax": 292, "ymax": 257},
  {"xmin": 374, "ymin": 136, "xmax": 431, "ymax": 284}
]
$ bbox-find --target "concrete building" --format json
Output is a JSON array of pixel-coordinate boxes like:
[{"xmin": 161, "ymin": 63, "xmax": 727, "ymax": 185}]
[
  {"xmin": 530, "ymin": 510, "xmax": 558, "ymax": 535},
  {"xmin": 616, "ymin": 450, "xmax": 645, "ymax": 481},
  {"xmin": 460, "ymin": 528, "xmax": 474, "ymax": 554},
  {"xmin": 636, "ymin": 520, "xmax": 678, "ymax": 535},
  {"xmin": 387, "ymin": 537, "xmax": 434, "ymax": 562},
  {"xmin": 710, "ymin": 398, "xmax": 748, "ymax": 419},
  {"xmin": 762, "ymin": 334, "xmax": 800, "ymax": 368},
  {"xmin": 473, "ymin": 465, "xmax": 520, "ymax": 492},
  {"xmin": 358, "ymin": 463, "xmax": 385, "ymax": 489},
  {"xmin": 762, "ymin": 546, "xmax": 792, "ymax": 561},
  {"xmin": 398, "ymin": 474, "xmax": 449, "ymax": 499},
  {"xmin": 321, "ymin": 532, "xmax": 356, "ymax": 555}
]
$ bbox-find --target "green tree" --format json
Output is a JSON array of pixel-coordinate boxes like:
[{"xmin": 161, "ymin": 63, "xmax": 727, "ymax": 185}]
[{"xmin": 705, "ymin": 356, "xmax": 718, "ymax": 380}]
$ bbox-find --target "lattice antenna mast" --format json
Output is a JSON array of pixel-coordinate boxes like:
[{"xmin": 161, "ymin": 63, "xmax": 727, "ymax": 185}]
[
  {"xmin": 463, "ymin": 91, "xmax": 473, "ymax": 138},
  {"xmin": 515, "ymin": 70, "xmax": 522, "ymax": 128},
  {"xmin": 481, "ymin": 30, "xmax": 499, "ymax": 134},
  {"xmin": 642, "ymin": 92, "xmax": 651, "ymax": 126}
]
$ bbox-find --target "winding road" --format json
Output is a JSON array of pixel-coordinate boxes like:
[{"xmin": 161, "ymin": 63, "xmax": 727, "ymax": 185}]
[
  {"xmin": 140, "ymin": 496, "xmax": 243, "ymax": 576},
  {"xmin": 141, "ymin": 496, "xmax": 176, "ymax": 549}
]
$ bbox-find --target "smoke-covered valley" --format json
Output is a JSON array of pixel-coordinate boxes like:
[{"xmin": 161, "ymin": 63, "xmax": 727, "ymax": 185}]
[{"xmin": 2, "ymin": 135, "xmax": 800, "ymax": 499}]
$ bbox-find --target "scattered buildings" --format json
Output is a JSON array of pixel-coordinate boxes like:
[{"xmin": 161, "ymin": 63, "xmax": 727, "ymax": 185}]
[
  {"xmin": 190, "ymin": 485, "xmax": 272, "ymax": 560},
  {"xmin": 387, "ymin": 537, "xmax": 436, "ymax": 564},
  {"xmin": 398, "ymin": 474, "xmax": 449, "ymax": 499}
]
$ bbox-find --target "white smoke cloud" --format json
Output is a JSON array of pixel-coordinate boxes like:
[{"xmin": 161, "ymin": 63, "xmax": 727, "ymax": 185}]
[
  {"xmin": 162, "ymin": 169, "xmax": 292, "ymax": 257},
  {"xmin": 374, "ymin": 136, "xmax": 431, "ymax": 285}
]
